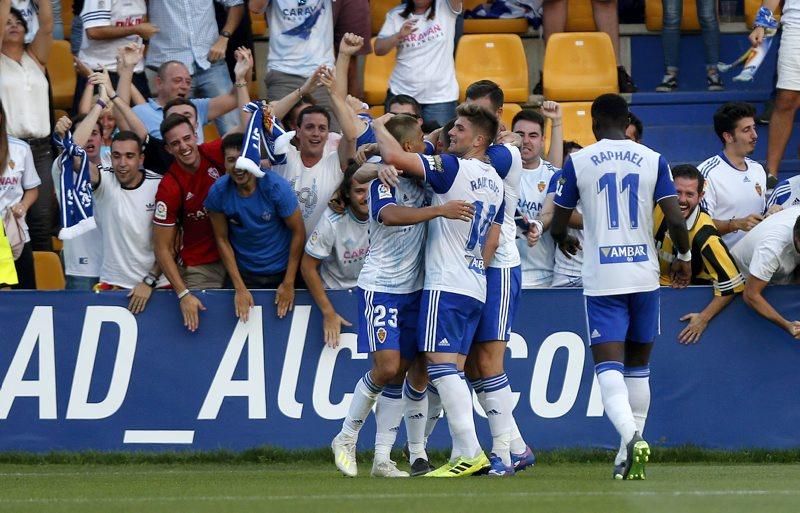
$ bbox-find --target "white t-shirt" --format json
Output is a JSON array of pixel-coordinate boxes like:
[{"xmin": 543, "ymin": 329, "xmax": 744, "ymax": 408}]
[
  {"xmin": 12, "ymin": 0, "xmax": 38, "ymax": 44},
  {"xmin": 731, "ymin": 206, "xmax": 800, "ymax": 285},
  {"xmin": 305, "ymin": 207, "xmax": 370, "ymax": 290},
  {"xmin": 358, "ymin": 177, "xmax": 427, "ymax": 294},
  {"xmin": 272, "ymin": 133, "xmax": 344, "ymax": 236},
  {"xmin": 490, "ymin": 144, "xmax": 522, "ymax": 268},
  {"xmin": 0, "ymin": 52, "xmax": 50, "ymax": 139},
  {"xmin": 699, "ymin": 153, "xmax": 767, "ymax": 248},
  {"xmin": 378, "ymin": 0, "xmax": 461, "ymax": 104},
  {"xmin": 79, "ymin": 0, "xmax": 146, "ymax": 73},
  {"xmin": 420, "ymin": 153, "xmax": 505, "ymax": 302},
  {"xmin": 781, "ymin": 0, "xmax": 800, "ymax": 27},
  {"xmin": 554, "ymin": 139, "xmax": 677, "ymax": 296},
  {"xmin": 266, "ymin": 0, "xmax": 335, "ymax": 77},
  {"xmin": 51, "ymin": 158, "xmax": 103, "ymax": 277},
  {"xmin": 767, "ymin": 175, "xmax": 800, "ymax": 209},
  {"xmin": 93, "ymin": 169, "xmax": 169, "ymax": 288},
  {"xmin": 1, "ymin": 137, "xmax": 41, "ymax": 243},
  {"xmin": 516, "ymin": 160, "xmax": 557, "ymax": 287}
]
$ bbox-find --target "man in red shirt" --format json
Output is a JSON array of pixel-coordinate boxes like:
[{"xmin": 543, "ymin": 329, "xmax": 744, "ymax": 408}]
[{"xmin": 153, "ymin": 113, "xmax": 227, "ymax": 332}]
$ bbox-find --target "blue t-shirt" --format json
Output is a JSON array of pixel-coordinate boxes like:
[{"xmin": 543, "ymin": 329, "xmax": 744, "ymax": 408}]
[
  {"xmin": 133, "ymin": 98, "xmax": 211, "ymax": 142},
  {"xmin": 205, "ymin": 171, "xmax": 299, "ymax": 275}
]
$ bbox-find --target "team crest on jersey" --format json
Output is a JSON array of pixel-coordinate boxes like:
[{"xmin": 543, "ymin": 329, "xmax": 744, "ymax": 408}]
[
  {"xmin": 376, "ymin": 327, "xmax": 387, "ymax": 344},
  {"xmin": 154, "ymin": 201, "xmax": 167, "ymax": 221},
  {"xmin": 377, "ymin": 184, "xmax": 392, "ymax": 200},
  {"xmin": 7, "ymin": 159, "xmax": 14, "ymax": 170},
  {"xmin": 423, "ymin": 155, "xmax": 444, "ymax": 173},
  {"xmin": 310, "ymin": 230, "xmax": 319, "ymax": 243},
  {"xmin": 755, "ymin": 183, "xmax": 763, "ymax": 196},
  {"xmin": 208, "ymin": 167, "xmax": 220, "ymax": 179},
  {"xmin": 537, "ymin": 180, "xmax": 546, "ymax": 193}
]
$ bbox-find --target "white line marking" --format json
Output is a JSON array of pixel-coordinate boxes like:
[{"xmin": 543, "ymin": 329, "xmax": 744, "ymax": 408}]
[{"xmin": 122, "ymin": 430, "xmax": 195, "ymax": 444}]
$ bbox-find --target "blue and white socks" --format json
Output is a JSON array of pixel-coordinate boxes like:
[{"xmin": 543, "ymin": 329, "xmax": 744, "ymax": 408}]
[
  {"xmin": 374, "ymin": 384, "xmax": 404, "ymax": 463},
  {"xmin": 403, "ymin": 381, "xmax": 428, "ymax": 463},
  {"xmin": 596, "ymin": 361, "xmax": 637, "ymax": 453},
  {"xmin": 428, "ymin": 363, "xmax": 481, "ymax": 460},
  {"xmin": 616, "ymin": 365, "xmax": 651, "ymax": 465},
  {"xmin": 341, "ymin": 371, "xmax": 383, "ymax": 440}
]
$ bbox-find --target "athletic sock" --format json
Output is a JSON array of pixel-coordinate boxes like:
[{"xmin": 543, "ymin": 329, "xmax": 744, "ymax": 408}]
[
  {"xmin": 481, "ymin": 373, "xmax": 514, "ymax": 467},
  {"xmin": 509, "ymin": 419, "xmax": 527, "ymax": 454},
  {"xmin": 374, "ymin": 384, "xmax": 404, "ymax": 463},
  {"xmin": 341, "ymin": 371, "xmax": 382, "ymax": 440},
  {"xmin": 595, "ymin": 362, "xmax": 637, "ymax": 454},
  {"xmin": 403, "ymin": 380, "xmax": 428, "ymax": 463},
  {"xmin": 424, "ymin": 382, "xmax": 443, "ymax": 445},
  {"xmin": 428, "ymin": 363, "xmax": 481, "ymax": 460},
  {"xmin": 616, "ymin": 366, "xmax": 651, "ymax": 465}
]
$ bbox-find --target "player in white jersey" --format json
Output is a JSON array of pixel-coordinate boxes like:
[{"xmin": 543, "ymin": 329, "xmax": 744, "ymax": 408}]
[
  {"xmin": 551, "ymin": 94, "xmax": 691, "ymax": 480},
  {"xmin": 461, "ymin": 81, "xmax": 536, "ymax": 475},
  {"xmin": 373, "ymin": 104, "xmax": 505, "ymax": 477},
  {"xmin": 331, "ymin": 115, "xmax": 475, "ymax": 478},
  {"xmin": 698, "ymin": 102, "xmax": 767, "ymax": 248},
  {"xmin": 767, "ymin": 174, "xmax": 800, "ymax": 209}
]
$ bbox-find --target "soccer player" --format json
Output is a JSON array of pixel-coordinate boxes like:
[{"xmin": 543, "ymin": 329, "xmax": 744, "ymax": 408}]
[
  {"xmin": 767, "ymin": 174, "xmax": 800, "ymax": 210},
  {"xmin": 654, "ymin": 164, "xmax": 744, "ymax": 343},
  {"xmin": 731, "ymin": 206, "xmax": 800, "ymax": 338},
  {"xmin": 205, "ymin": 133, "xmax": 305, "ymax": 322},
  {"xmin": 373, "ymin": 103, "xmax": 506, "ymax": 477},
  {"xmin": 698, "ymin": 102, "xmax": 767, "ymax": 248},
  {"xmin": 551, "ymin": 93, "xmax": 691, "ymax": 480},
  {"xmin": 331, "ymin": 115, "xmax": 475, "ymax": 478}
]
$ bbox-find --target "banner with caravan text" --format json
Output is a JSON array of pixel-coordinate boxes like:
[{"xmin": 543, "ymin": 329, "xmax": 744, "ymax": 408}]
[{"xmin": 0, "ymin": 288, "xmax": 798, "ymax": 452}]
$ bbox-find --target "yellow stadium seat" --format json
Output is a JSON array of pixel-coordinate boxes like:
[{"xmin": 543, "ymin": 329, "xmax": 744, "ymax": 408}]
[
  {"xmin": 566, "ymin": 0, "xmax": 597, "ymax": 31},
  {"xmin": 554, "ymin": 101, "xmax": 596, "ymax": 149},
  {"xmin": 51, "ymin": 236, "xmax": 63, "ymax": 254},
  {"xmin": 463, "ymin": 0, "xmax": 528, "ymax": 34},
  {"xmin": 61, "ymin": 0, "xmax": 74, "ymax": 40},
  {"xmin": 251, "ymin": 12, "xmax": 267, "ymax": 37},
  {"xmin": 645, "ymin": 0, "xmax": 701, "ymax": 31},
  {"xmin": 745, "ymin": 0, "xmax": 781, "ymax": 28},
  {"xmin": 364, "ymin": 37, "xmax": 396, "ymax": 106},
  {"xmin": 455, "ymin": 34, "xmax": 529, "ymax": 103},
  {"xmin": 203, "ymin": 123, "xmax": 220, "ymax": 142},
  {"xmin": 33, "ymin": 251, "xmax": 65, "ymax": 290},
  {"xmin": 542, "ymin": 32, "xmax": 617, "ymax": 102},
  {"xmin": 46, "ymin": 40, "xmax": 77, "ymax": 111},
  {"xmin": 372, "ymin": 0, "xmax": 400, "ymax": 35},
  {"xmin": 368, "ymin": 105, "xmax": 385, "ymax": 118},
  {"xmin": 500, "ymin": 103, "xmax": 522, "ymax": 131}
]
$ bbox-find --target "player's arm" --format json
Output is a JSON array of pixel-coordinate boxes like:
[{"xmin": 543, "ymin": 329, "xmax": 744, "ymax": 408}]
[
  {"xmin": 658, "ymin": 196, "xmax": 691, "ymax": 287},
  {"xmin": 208, "ymin": 210, "xmax": 254, "ymax": 322},
  {"xmin": 550, "ymin": 162, "xmax": 581, "ymax": 256},
  {"xmin": 743, "ymin": 275, "xmax": 800, "ymax": 338},
  {"xmin": 277, "ymin": 209, "xmax": 305, "ymax": 319},
  {"xmin": 373, "ymin": 114, "xmax": 426, "ymax": 178},
  {"xmin": 381, "ymin": 201, "xmax": 474, "ymax": 226}
]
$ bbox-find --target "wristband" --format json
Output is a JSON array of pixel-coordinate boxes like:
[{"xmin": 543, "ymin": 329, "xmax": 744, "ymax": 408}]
[
  {"xmin": 529, "ymin": 219, "xmax": 544, "ymax": 236},
  {"xmin": 109, "ymin": 94, "xmax": 119, "ymax": 102},
  {"xmin": 754, "ymin": 6, "xmax": 778, "ymax": 29},
  {"xmin": 177, "ymin": 289, "xmax": 191, "ymax": 300},
  {"xmin": 234, "ymin": 81, "xmax": 248, "ymax": 88},
  {"xmin": 676, "ymin": 250, "xmax": 692, "ymax": 262},
  {"xmin": 96, "ymin": 99, "xmax": 107, "ymax": 109}
]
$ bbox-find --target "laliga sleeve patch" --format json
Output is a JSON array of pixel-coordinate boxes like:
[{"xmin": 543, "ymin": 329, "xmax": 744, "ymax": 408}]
[
  {"xmin": 423, "ymin": 155, "xmax": 444, "ymax": 172},
  {"xmin": 378, "ymin": 184, "xmax": 392, "ymax": 200},
  {"xmin": 310, "ymin": 230, "xmax": 319, "ymax": 244},
  {"xmin": 154, "ymin": 201, "xmax": 168, "ymax": 221}
]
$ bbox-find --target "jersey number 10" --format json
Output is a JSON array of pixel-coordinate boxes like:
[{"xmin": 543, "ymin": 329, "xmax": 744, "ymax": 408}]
[
  {"xmin": 466, "ymin": 200, "xmax": 497, "ymax": 252},
  {"xmin": 598, "ymin": 172, "xmax": 640, "ymax": 230}
]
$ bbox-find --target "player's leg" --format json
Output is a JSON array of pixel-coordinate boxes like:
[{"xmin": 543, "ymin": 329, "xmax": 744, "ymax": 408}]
[
  {"xmin": 420, "ymin": 290, "xmax": 487, "ymax": 477},
  {"xmin": 613, "ymin": 341, "xmax": 653, "ymax": 477},
  {"xmin": 404, "ymin": 355, "xmax": 432, "ymax": 476}
]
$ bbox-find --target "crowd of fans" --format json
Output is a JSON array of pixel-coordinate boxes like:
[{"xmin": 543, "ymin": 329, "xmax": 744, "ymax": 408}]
[{"xmin": 0, "ymin": 0, "xmax": 798, "ymax": 340}]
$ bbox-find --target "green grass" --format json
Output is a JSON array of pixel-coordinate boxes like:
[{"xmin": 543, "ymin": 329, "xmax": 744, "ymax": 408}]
[{"xmin": 0, "ymin": 461, "xmax": 799, "ymax": 513}]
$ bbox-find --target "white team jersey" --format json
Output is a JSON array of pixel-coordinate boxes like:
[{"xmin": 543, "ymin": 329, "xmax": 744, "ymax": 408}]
[
  {"xmin": 357, "ymin": 177, "xmax": 427, "ymax": 294},
  {"xmin": 767, "ymin": 175, "xmax": 800, "ymax": 209},
  {"xmin": 272, "ymin": 135, "xmax": 344, "ymax": 237},
  {"xmin": 553, "ymin": 194, "xmax": 584, "ymax": 278},
  {"xmin": 420, "ymin": 153, "xmax": 505, "ymax": 302},
  {"xmin": 79, "ymin": 0, "xmax": 146, "ymax": 72},
  {"xmin": 516, "ymin": 160, "xmax": 557, "ymax": 287},
  {"xmin": 554, "ymin": 139, "xmax": 677, "ymax": 296},
  {"xmin": 93, "ymin": 169, "xmax": 169, "ymax": 288},
  {"xmin": 490, "ymin": 144, "xmax": 522, "ymax": 268},
  {"xmin": 52, "ymin": 159, "xmax": 103, "ymax": 278},
  {"xmin": 266, "ymin": 0, "xmax": 335, "ymax": 77},
  {"xmin": 1, "ymin": 137, "xmax": 40, "ymax": 243},
  {"xmin": 731, "ymin": 206, "xmax": 800, "ymax": 285},
  {"xmin": 305, "ymin": 207, "xmax": 370, "ymax": 290},
  {"xmin": 699, "ymin": 153, "xmax": 767, "ymax": 248}
]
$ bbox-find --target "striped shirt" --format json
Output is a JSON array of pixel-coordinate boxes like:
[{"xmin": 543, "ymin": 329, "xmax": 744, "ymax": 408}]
[
  {"xmin": 145, "ymin": 0, "xmax": 243, "ymax": 72},
  {"xmin": 654, "ymin": 205, "xmax": 744, "ymax": 296}
]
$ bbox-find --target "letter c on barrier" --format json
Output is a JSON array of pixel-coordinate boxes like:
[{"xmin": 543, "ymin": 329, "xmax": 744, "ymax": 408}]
[{"xmin": 312, "ymin": 333, "xmax": 367, "ymax": 420}]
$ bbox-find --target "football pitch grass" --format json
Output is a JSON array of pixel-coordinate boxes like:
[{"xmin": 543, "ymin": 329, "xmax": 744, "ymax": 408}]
[{"xmin": 0, "ymin": 460, "xmax": 799, "ymax": 513}]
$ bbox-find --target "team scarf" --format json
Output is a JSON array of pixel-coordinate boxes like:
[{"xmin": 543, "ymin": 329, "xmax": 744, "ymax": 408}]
[
  {"xmin": 53, "ymin": 131, "xmax": 97, "ymax": 240},
  {"xmin": 718, "ymin": 7, "xmax": 779, "ymax": 82},
  {"xmin": 236, "ymin": 100, "xmax": 288, "ymax": 176}
]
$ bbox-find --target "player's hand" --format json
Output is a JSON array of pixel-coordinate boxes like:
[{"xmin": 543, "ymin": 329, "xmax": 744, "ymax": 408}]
[
  {"xmin": 54, "ymin": 116, "xmax": 72, "ymax": 139},
  {"xmin": 180, "ymin": 293, "xmax": 206, "ymax": 332},
  {"xmin": 127, "ymin": 283, "xmax": 153, "ymax": 314},
  {"xmin": 398, "ymin": 19, "xmax": 418, "ymax": 39},
  {"xmin": 438, "ymin": 200, "xmax": 475, "ymax": 222},
  {"xmin": 786, "ymin": 320, "xmax": 800, "ymax": 339},
  {"xmin": 670, "ymin": 259, "xmax": 691, "ymax": 288},
  {"xmin": 323, "ymin": 311, "xmax": 352, "ymax": 348},
  {"xmin": 378, "ymin": 164, "xmax": 402, "ymax": 188},
  {"xmin": 339, "ymin": 32, "xmax": 364, "ymax": 56},
  {"xmin": 527, "ymin": 222, "xmax": 541, "ymax": 247},
  {"xmin": 233, "ymin": 46, "xmax": 254, "ymax": 82},
  {"xmin": 208, "ymin": 35, "xmax": 229, "ymax": 62},
  {"xmin": 749, "ymin": 26, "xmax": 765, "ymax": 47},
  {"xmin": 496, "ymin": 130, "xmax": 522, "ymax": 147},
  {"xmin": 355, "ymin": 143, "xmax": 378, "ymax": 165},
  {"xmin": 541, "ymin": 100, "xmax": 562, "ymax": 121},
  {"xmin": 275, "ymin": 280, "xmax": 295, "ymax": 319},
  {"xmin": 234, "ymin": 288, "xmax": 255, "ymax": 322},
  {"xmin": 766, "ymin": 204, "xmax": 783, "ymax": 216},
  {"xmin": 557, "ymin": 235, "xmax": 581, "ymax": 258},
  {"xmin": 678, "ymin": 312, "xmax": 708, "ymax": 344},
  {"xmin": 736, "ymin": 214, "xmax": 764, "ymax": 231},
  {"xmin": 135, "ymin": 22, "xmax": 159, "ymax": 40}
]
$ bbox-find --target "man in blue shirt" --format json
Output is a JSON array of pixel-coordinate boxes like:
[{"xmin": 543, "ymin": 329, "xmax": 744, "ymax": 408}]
[{"xmin": 205, "ymin": 133, "xmax": 306, "ymax": 321}]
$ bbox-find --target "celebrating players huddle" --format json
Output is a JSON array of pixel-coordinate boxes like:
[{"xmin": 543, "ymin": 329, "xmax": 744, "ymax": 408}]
[{"xmin": 330, "ymin": 92, "xmax": 693, "ymax": 480}]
